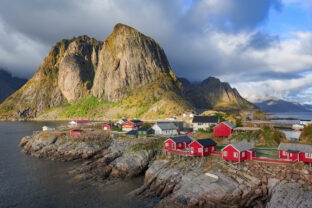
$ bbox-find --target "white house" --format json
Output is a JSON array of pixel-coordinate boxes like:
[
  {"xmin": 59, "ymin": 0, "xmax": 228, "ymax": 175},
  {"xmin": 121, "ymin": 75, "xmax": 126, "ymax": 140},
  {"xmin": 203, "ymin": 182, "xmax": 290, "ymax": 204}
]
[
  {"xmin": 192, "ymin": 116, "xmax": 219, "ymax": 131},
  {"xmin": 152, "ymin": 122, "xmax": 179, "ymax": 135},
  {"xmin": 300, "ymin": 120, "xmax": 312, "ymax": 126}
]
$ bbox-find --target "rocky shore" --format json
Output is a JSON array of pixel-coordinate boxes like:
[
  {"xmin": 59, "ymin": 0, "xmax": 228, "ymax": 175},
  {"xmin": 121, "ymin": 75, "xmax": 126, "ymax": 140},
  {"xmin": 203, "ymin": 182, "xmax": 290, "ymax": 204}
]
[{"xmin": 19, "ymin": 130, "xmax": 312, "ymax": 208}]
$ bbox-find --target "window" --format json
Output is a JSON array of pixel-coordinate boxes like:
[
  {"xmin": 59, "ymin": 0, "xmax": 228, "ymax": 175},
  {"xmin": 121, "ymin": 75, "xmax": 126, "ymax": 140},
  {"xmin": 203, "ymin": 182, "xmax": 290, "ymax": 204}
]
[
  {"xmin": 306, "ymin": 153, "xmax": 312, "ymax": 159},
  {"xmin": 198, "ymin": 148, "xmax": 203, "ymax": 153},
  {"xmin": 178, "ymin": 143, "xmax": 181, "ymax": 147},
  {"xmin": 191, "ymin": 147, "xmax": 194, "ymax": 153},
  {"xmin": 212, "ymin": 146, "xmax": 215, "ymax": 151},
  {"xmin": 165, "ymin": 143, "xmax": 169, "ymax": 147},
  {"xmin": 234, "ymin": 152, "xmax": 238, "ymax": 158},
  {"xmin": 205, "ymin": 147, "xmax": 208, "ymax": 152},
  {"xmin": 224, "ymin": 151, "xmax": 228, "ymax": 156},
  {"xmin": 283, "ymin": 151, "xmax": 287, "ymax": 156},
  {"xmin": 172, "ymin": 143, "xmax": 175, "ymax": 149},
  {"xmin": 290, "ymin": 153, "xmax": 292, "ymax": 157},
  {"xmin": 242, "ymin": 152, "xmax": 245, "ymax": 157}
]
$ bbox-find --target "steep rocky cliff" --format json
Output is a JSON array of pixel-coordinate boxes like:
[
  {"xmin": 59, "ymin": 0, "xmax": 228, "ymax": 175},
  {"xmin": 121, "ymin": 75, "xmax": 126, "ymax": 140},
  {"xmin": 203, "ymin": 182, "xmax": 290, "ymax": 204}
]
[
  {"xmin": 0, "ymin": 23, "xmax": 255, "ymax": 120},
  {"xmin": 0, "ymin": 23, "xmax": 191, "ymax": 119},
  {"xmin": 180, "ymin": 77, "xmax": 256, "ymax": 110}
]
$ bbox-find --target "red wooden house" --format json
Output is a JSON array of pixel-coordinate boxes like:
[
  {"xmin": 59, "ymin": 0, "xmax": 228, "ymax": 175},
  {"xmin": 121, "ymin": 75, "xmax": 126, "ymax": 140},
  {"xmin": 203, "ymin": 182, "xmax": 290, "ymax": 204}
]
[
  {"xmin": 164, "ymin": 136, "xmax": 193, "ymax": 150},
  {"xmin": 222, "ymin": 141, "xmax": 255, "ymax": 162},
  {"xmin": 189, "ymin": 138, "xmax": 217, "ymax": 156},
  {"xmin": 70, "ymin": 130, "xmax": 84, "ymax": 136},
  {"xmin": 214, "ymin": 121, "xmax": 234, "ymax": 137},
  {"xmin": 278, "ymin": 143, "xmax": 312, "ymax": 163},
  {"xmin": 103, "ymin": 124, "xmax": 111, "ymax": 131},
  {"xmin": 122, "ymin": 120, "xmax": 143, "ymax": 131}
]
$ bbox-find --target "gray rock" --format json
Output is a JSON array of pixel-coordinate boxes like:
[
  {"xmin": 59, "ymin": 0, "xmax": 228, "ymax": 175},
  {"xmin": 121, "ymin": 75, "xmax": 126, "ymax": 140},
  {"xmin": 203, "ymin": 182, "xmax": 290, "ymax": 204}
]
[{"xmin": 267, "ymin": 183, "xmax": 312, "ymax": 208}]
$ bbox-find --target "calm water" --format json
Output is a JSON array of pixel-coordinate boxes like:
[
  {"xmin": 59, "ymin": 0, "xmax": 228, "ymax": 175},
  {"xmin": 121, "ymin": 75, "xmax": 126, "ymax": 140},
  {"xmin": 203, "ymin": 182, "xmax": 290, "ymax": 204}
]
[
  {"xmin": 270, "ymin": 112, "xmax": 312, "ymax": 140},
  {"xmin": 0, "ymin": 121, "xmax": 156, "ymax": 208}
]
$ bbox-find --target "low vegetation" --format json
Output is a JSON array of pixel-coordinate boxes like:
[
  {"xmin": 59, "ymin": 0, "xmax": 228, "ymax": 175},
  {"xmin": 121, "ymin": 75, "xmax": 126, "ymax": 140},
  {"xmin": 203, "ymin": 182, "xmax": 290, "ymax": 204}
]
[
  {"xmin": 129, "ymin": 137, "xmax": 166, "ymax": 152},
  {"xmin": 230, "ymin": 127, "xmax": 287, "ymax": 147},
  {"xmin": 300, "ymin": 124, "xmax": 312, "ymax": 144}
]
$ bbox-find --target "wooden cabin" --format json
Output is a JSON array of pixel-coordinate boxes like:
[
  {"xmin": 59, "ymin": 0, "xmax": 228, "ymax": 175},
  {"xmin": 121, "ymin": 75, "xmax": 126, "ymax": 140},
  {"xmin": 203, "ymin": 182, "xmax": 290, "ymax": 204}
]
[
  {"xmin": 214, "ymin": 122, "xmax": 234, "ymax": 137},
  {"xmin": 103, "ymin": 124, "xmax": 111, "ymax": 131},
  {"xmin": 122, "ymin": 120, "xmax": 143, "ymax": 131},
  {"xmin": 164, "ymin": 136, "xmax": 193, "ymax": 151},
  {"xmin": 189, "ymin": 138, "xmax": 217, "ymax": 156},
  {"xmin": 278, "ymin": 143, "xmax": 312, "ymax": 163},
  {"xmin": 222, "ymin": 141, "xmax": 255, "ymax": 162}
]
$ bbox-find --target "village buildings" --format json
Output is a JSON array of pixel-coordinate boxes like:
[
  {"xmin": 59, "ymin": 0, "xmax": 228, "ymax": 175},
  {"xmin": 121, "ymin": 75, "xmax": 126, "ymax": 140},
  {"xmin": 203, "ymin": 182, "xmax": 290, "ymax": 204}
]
[
  {"xmin": 192, "ymin": 116, "xmax": 219, "ymax": 131},
  {"xmin": 278, "ymin": 143, "xmax": 312, "ymax": 163},
  {"xmin": 222, "ymin": 141, "xmax": 255, "ymax": 162},
  {"xmin": 122, "ymin": 120, "xmax": 143, "ymax": 131},
  {"xmin": 152, "ymin": 122, "xmax": 179, "ymax": 135},
  {"xmin": 214, "ymin": 121, "xmax": 234, "ymax": 137}
]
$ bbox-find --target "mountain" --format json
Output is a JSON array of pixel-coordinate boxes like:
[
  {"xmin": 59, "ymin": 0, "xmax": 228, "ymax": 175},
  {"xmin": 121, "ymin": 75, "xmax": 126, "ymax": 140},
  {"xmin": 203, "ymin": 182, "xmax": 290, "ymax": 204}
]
[
  {"xmin": 0, "ymin": 23, "xmax": 254, "ymax": 120},
  {"xmin": 303, "ymin": 104, "xmax": 312, "ymax": 111},
  {"xmin": 255, "ymin": 97, "xmax": 311, "ymax": 112},
  {"xmin": 0, "ymin": 69, "xmax": 27, "ymax": 103},
  {"xmin": 0, "ymin": 23, "xmax": 192, "ymax": 119},
  {"xmin": 180, "ymin": 77, "xmax": 256, "ymax": 110}
]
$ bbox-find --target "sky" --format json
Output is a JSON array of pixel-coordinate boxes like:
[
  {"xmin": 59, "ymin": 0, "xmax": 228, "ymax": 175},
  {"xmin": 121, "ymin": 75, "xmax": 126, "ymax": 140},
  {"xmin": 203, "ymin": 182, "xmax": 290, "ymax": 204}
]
[{"xmin": 0, "ymin": 0, "xmax": 312, "ymax": 103}]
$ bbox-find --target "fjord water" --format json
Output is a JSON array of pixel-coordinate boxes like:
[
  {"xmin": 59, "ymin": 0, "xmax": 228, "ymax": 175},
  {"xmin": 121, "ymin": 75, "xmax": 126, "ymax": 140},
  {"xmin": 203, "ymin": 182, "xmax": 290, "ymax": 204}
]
[{"xmin": 0, "ymin": 121, "xmax": 155, "ymax": 208}]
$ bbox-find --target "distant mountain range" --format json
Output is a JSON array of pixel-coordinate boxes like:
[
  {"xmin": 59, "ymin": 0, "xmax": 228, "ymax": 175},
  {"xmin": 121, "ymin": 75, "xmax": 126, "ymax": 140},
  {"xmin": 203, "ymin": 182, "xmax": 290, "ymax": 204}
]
[
  {"xmin": 254, "ymin": 97, "xmax": 311, "ymax": 112},
  {"xmin": 0, "ymin": 69, "xmax": 27, "ymax": 103}
]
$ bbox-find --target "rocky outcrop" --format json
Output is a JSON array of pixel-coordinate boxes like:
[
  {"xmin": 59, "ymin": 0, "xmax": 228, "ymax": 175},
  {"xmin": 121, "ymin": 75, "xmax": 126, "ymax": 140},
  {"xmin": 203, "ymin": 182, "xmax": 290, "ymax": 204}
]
[
  {"xmin": 267, "ymin": 181, "xmax": 312, "ymax": 208},
  {"xmin": 181, "ymin": 77, "xmax": 256, "ymax": 109},
  {"xmin": 133, "ymin": 159, "xmax": 267, "ymax": 207},
  {"xmin": 20, "ymin": 131, "xmax": 111, "ymax": 161}
]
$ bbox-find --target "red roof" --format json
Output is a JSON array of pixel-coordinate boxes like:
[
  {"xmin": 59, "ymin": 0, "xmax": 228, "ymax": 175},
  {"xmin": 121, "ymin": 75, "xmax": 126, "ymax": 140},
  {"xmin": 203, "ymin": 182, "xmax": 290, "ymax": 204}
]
[{"xmin": 75, "ymin": 120, "xmax": 90, "ymax": 124}]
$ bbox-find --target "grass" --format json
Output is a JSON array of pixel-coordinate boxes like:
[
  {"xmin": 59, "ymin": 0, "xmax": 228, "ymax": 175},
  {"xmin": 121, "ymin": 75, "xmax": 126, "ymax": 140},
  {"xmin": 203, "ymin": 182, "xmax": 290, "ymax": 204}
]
[
  {"xmin": 300, "ymin": 124, "xmax": 312, "ymax": 144},
  {"xmin": 129, "ymin": 137, "xmax": 166, "ymax": 152}
]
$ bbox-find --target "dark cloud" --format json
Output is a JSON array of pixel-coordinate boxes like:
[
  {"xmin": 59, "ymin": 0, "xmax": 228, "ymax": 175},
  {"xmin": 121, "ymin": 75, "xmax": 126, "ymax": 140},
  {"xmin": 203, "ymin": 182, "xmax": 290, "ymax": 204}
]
[{"xmin": 0, "ymin": 0, "xmax": 312, "ymax": 103}]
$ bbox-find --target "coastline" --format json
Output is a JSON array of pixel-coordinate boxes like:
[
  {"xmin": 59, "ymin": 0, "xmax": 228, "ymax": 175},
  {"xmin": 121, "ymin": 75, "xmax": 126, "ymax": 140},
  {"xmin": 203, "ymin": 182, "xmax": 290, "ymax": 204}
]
[{"xmin": 18, "ymin": 126, "xmax": 312, "ymax": 207}]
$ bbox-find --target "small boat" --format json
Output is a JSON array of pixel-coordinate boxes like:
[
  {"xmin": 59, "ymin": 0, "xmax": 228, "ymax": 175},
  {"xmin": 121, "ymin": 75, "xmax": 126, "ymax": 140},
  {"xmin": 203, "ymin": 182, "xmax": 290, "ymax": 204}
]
[{"xmin": 42, "ymin": 126, "xmax": 56, "ymax": 131}]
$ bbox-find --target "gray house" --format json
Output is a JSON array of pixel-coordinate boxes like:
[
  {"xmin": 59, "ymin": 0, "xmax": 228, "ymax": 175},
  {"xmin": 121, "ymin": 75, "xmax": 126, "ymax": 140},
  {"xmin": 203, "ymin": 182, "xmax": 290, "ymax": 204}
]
[{"xmin": 152, "ymin": 122, "xmax": 179, "ymax": 135}]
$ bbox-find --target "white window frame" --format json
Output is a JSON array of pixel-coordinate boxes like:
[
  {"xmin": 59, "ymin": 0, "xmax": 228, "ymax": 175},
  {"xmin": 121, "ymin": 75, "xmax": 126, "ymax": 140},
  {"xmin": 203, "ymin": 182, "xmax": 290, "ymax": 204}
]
[
  {"xmin": 178, "ymin": 143, "xmax": 181, "ymax": 147},
  {"xmin": 212, "ymin": 146, "xmax": 215, "ymax": 151},
  {"xmin": 205, "ymin": 147, "xmax": 208, "ymax": 152},
  {"xmin": 290, "ymin": 153, "xmax": 292, "ymax": 157},
  {"xmin": 234, "ymin": 152, "xmax": 238, "ymax": 158},
  {"xmin": 283, "ymin": 151, "xmax": 287, "ymax": 156},
  {"xmin": 191, "ymin": 147, "xmax": 194, "ymax": 153},
  {"xmin": 198, "ymin": 148, "xmax": 203, "ymax": 153},
  {"xmin": 306, "ymin": 153, "xmax": 312, "ymax": 159},
  {"xmin": 165, "ymin": 143, "xmax": 169, "ymax": 147},
  {"xmin": 172, "ymin": 143, "xmax": 175, "ymax": 149},
  {"xmin": 224, "ymin": 151, "xmax": 228, "ymax": 156},
  {"xmin": 242, "ymin": 152, "xmax": 245, "ymax": 157}
]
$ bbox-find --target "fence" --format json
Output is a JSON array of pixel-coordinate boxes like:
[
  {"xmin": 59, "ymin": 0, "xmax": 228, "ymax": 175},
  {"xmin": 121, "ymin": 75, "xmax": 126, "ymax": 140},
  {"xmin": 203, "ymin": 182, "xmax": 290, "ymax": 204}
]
[{"xmin": 251, "ymin": 157, "xmax": 293, "ymax": 164}]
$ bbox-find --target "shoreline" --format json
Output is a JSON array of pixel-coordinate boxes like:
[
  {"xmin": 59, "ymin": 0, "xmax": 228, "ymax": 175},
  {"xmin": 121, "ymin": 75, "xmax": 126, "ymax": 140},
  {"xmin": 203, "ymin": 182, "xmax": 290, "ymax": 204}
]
[{"xmin": 18, "ymin": 126, "xmax": 312, "ymax": 207}]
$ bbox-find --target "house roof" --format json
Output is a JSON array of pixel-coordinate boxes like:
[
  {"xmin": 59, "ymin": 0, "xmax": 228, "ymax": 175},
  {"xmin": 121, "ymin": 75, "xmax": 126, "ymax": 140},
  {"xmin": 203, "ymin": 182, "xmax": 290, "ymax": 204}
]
[
  {"xmin": 155, "ymin": 122, "xmax": 178, "ymax": 130},
  {"xmin": 138, "ymin": 126, "xmax": 151, "ymax": 131},
  {"xmin": 278, "ymin": 143, "xmax": 312, "ymax": 153},
  {"xmin": 230, "ymin": 141, "xmax": 254, "ymax": 152},
  {"xmin": 221, "ymin": 121, "xmax": 234, "ymax": 129},
  {"xmin": 130, "ymin": 120, "xmax": 143, "ymax": 124},
  {"xmin": 170, "ymin": 136, "xmax": 192, "ymax": 143},
  {"xmin": 126, "ymin": 130, "xmax": 138, "ymax": 135},
  {"xmin": 71, "ymin": 130, "xmax": 83, "ymax": 132},
  {"xmin": 192, "ymin": 116, "xmax": 219, "ymax": 123},
  {"xmin": 195, "ymin": 138, "xmax": 216, "ymax": 146}
]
